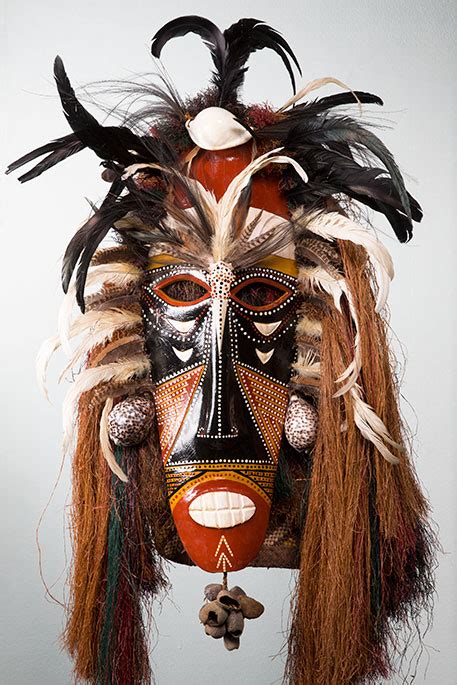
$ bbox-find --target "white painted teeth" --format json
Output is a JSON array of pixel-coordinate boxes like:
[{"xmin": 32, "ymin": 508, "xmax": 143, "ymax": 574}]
[
  {"xmin": 172, "ymin": 346, "xmax": 193, "ymax": 362},
  {"xmin": 188, "ymin": 491, "xmax": 256, "ymax": 528},
  {"xmin": 254, "ymin": 320, "xmax": 281, "ymax": 336},
  {"xmin": 168, "ymin": 318, "xmax": 195, "ymax": 333},
  {"xmin": 256, "ymin": 348, "xmax": 274, "ymax": 364}
]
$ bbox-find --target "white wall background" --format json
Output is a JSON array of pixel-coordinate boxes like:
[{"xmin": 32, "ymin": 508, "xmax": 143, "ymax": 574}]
[{"xmin": 1, "ymin": 1, "xmax": 456, "ymax": 683}]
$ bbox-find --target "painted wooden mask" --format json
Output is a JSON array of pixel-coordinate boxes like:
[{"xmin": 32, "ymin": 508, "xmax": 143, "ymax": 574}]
[
  {"xmin": 7, "ymin": 14, "xmax": 435, "ymax": 685},
  {"xmin": 142, "ymin": 223, "xmax": 300, "ymax": 571}
]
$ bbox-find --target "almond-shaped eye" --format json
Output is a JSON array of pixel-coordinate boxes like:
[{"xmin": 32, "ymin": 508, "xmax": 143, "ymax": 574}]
[
  {"xmin": 231, "ymin": 277, "xmax": 292, "ymax": 311},
  {"xmin": 154, "ymin": 275, "xmax": 210, "ymax": 306}
]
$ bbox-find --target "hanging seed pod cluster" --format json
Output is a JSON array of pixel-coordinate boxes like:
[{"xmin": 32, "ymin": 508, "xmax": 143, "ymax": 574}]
[{"xmin": 200, "ymin": 584, "xmax": 264, "ymax": 651}]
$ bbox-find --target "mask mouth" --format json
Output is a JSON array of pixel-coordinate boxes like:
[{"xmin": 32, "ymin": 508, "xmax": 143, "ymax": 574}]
[
  {"xmin": 171, "ymin": 478, "xmax": 272, "ymax": 572},
  {"xmin": 188, "ymin": 490, "xmax": 256, "ymax": 528}
]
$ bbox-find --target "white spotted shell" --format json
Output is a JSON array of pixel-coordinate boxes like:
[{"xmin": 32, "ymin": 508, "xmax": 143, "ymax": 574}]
[
  {"xmin": 108, "ymin": 395, "xmax": 155, "ymax": 446},
  {"xmin": 284, "ymin": 394, "xmax": 318, "ymax": 451},
  {"xmin": 186, "ymin": 107, "xmax": 252, "ymax": 150}
]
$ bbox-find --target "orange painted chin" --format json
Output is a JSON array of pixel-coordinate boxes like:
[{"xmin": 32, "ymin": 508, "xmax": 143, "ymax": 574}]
[{"xmin": 171, "ymin": 478, "xmax": 271, "ymax": 573}]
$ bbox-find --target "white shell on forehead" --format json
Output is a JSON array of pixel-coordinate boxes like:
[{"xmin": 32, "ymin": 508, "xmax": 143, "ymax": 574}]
[{"xmin": 186, "ymin": 107, "xmax": 252, "ymax": 150}]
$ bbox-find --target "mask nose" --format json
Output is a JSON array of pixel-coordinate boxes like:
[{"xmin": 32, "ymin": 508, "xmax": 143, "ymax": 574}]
[
  {"xmin": 198, "ymin": 263, "xmax": 238, "ymax": 439},
  {"xmin": 197, "ymin": 334, "xmax": 239, "ymax": 439}
]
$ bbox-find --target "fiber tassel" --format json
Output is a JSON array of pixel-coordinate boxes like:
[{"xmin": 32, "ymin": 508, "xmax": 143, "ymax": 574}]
[
  {"xmin": 63, "ymin": 399, "xmax": 112, "ymax": 681},
  {"xmin": 97, "ymin": 462, "xmax": 125, "ymax": 684},
  {"xmin": 97, "ymin": 442, "xmax": 168, "ymax": 684},
  {"xmin": 63, "ymin": 387, "xmax": 168, "ymax": 684},
  {"xmin": 286, "ymin": 241, "xmax": 436, "ymax": 684}
]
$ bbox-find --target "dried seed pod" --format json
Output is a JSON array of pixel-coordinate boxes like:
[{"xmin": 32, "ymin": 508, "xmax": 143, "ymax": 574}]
[
  {"xmin": 217, "ymin": 590, "xmax": 240, "ymax": 610},
  {"xmin": 199, "ymin": 600, "xmax": 228, "ymax": 626},
  {"xmin": 204, "ymin": 583, "xmax": 223, "ymax": 601},
  {"xmin": 204, "ymin": 624, "xmax": 226, "ymax": 639},
  {"xmin": 226, "ymin": 610, "xmax": 244, "ymax": 637},
  {"xmin": 108, "ymin": 395, "xmax": 155, "ymax": 446},
  {"xmin": 223, "ymin": 633, "xmax": 240, "ymax": 651},
  {"xmin": 229, "ymin": 586, "xmax": 246, "ymax": 598},
  {"xmin": 239, "ymin": 596, "xmax": 264, "ymax": 619}
]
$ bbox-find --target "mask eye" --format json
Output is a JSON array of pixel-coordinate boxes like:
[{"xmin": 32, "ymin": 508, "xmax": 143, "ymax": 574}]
[
  {"xmin": 231, "ymin": 277, "xmax": 292, "ymax": 311},
  {"xmin": 154, "ymin": 275, "xmax": 210, "ymax": 306}
]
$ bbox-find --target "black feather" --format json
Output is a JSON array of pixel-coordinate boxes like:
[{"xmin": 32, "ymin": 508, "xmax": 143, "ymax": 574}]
[
  {"xmin": 282, "ymin": 115, "xmax": 412, "ymax": 226},
  {"xmin": 61, "ymin": 178, "xmax": 126, "ymax": 301},
  {"xmin": 255, "ymin": 92, "xmax": 383, "ymax": 140},
  {"xmin": 54, "ymin": 56, "xmax": 164, "ymax": 166},
  {"xmin": 5, "ymin": 134, "xmax": 85, "ymax": 182},
  {"xmin": 285, "ymin": 91, "xmax": 383, "ymax": 118},
  {"xmin": 151, "ymin": 15, "xmax": 227, "ymax": 90},
  {"xmin": 54, "ymin": 55, "xmax": 100, "ymax": 131},
  {"xmin": 284, "ymin": 146, "xmax": 421, "ymax": 242},
  {"xmin": 150, "ymin": 16, "xmax": 301, "ymax": 105},
  {"xmin": 355, "ymin": 194, "xmax": 416, "ymax": 242},
  {"xmin": 221, "ymin": 18, "xmax": 301, "ymax": 103},
  {"xmin": 112, "ymin": 76, "xmax": 186, "ymax": 129},
  {"xmin": 74, "ymin": 195, "xmax": 132, "ymax": 311},
  {"xmin": 253, "ymin": 91, "xmax": 383, "ymax": 141},
  {"xmin": 7, "ymin": 58, "xmax": 174, "ymax": 184}
]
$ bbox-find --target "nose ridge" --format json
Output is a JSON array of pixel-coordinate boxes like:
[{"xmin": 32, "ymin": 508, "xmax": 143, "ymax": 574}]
[
  {"xmin": 212, "ymin": 297, "xmax": 228, "ymax": 354},
  {"xmin": 197, "ymin": 320, "xmax": 238, "ymax": 440},
  {"xmin": 199, "ymin": 261, "xmax": 238, "ymax": 439},
  {"xmin": 196, "ymin": 358, "xmax": 239, "ymax": 439}
]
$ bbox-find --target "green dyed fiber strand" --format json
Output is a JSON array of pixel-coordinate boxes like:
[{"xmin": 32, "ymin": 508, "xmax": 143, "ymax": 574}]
[{"xmin": 97, "ymin": 445, "xmax": 126, "ymax": 684}]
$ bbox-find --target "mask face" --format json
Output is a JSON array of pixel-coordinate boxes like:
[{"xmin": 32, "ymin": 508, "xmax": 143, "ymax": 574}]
[{"xmin": 142, "ymin": 257, "xmax": 300, "ymax": 571}]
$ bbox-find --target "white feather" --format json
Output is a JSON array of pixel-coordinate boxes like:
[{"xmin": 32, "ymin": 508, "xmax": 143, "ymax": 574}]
[
  {"xmin": 37, "ymin": 309, "xmax": 142, "ymax": 399},
  {"xmin": 350, "ymin": 384, "xmax": 402, "ymax": 464},
  {"xmin": 277, "ymin": 76, "xmax": 361, "ymax": 114},
  {"xmin": 158, "ymin": 149, "xmax": 308, "ymax": 266},
  {"xmin": 297, "ymin": 210, "xmax": 394, "ymax": 312},
  {"xmin": 62, "ymin": 355, "xmax": 150, "ymax": 453},
  {"xmin": 100, "ymin": 398, "xmax": 128, "ymax": 482},
  {"xmin": 59, "ymin": 262, "xmax": 141, "ymax": 354},
  {"xmin": 299, "ymin": 265, "xmax": 362, "ymax": 395},
  {"xmin": 292, "ymin": 349, "xmax": 321, "ymax": 379},
  {"xmin": 296, "ymin": 316, "xmax": 323, "ymax": 338},
  {"xmin": 58, "ymin": 312, "xmax": 142, "ymax": 382},
  {"xmin": 36, "ymin": 335, "xmax": 61, "ymax": 402},
  {"xmin": 299, "ymin": 265, "xmax": 401, "ymax": 463},
  {"xmin": 215, "ymin": 148, "xmax": 308, "ymax": 262},
  {"xmin": 121, "ymin": 162, "xmax": 162, "ymax": 179},
  {"xmin": 137, "ymin": 150, "xmax": 308, "ymax": 267}
]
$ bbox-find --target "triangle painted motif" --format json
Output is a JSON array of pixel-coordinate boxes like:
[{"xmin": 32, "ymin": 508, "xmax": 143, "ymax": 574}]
[
  {"xmin": 236, "ymin": 363, "xmax": 289, "ymax": 462},
  {"xmin": 154, "ymin": 365, "xmax": 204, "ymax": 464}
]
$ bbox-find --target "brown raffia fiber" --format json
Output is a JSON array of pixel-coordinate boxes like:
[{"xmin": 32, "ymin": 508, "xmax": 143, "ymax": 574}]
[
  {"xmin": 63, "ymin": 398, "xmax": 111, "ymax": 680},
  {"xmin": 62, "ymin": 253, "xmax": 169, "ymax": 683},
  {"xmin": 286, "ymin": 241, "xmax": 435, "ymax": 684}
]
